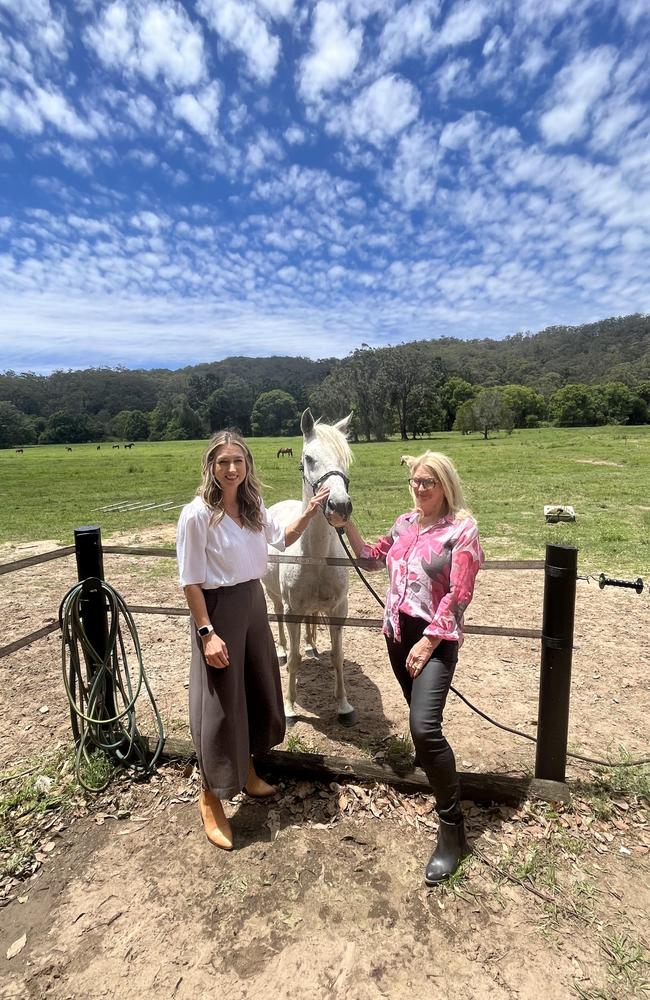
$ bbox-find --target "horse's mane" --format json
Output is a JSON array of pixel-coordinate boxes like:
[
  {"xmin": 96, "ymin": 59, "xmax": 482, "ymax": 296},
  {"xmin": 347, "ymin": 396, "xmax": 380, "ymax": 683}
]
[{"xmin": 313, "ymin": 419, "xmax": 353, "ymax": 468}]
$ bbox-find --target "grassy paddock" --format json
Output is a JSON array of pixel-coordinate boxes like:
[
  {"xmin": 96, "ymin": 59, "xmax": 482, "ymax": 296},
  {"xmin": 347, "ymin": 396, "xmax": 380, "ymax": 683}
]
[{"xmin": 1, "ymin": 426, "xmax": 649, "ymax": 573}]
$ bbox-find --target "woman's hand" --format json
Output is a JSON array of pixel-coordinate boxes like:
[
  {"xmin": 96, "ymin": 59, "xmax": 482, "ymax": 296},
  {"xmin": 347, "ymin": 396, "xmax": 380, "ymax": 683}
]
[
  {"xmin": 202, "ymin": 631, "xmax": 229, "ymax": 669},
  {"xmin": 406, "ymin": 636, "xmax": 439, "ymax": 678},
  {"xmin": 305, "ymin": 485, "xmax": 330, "ymax": 519}
]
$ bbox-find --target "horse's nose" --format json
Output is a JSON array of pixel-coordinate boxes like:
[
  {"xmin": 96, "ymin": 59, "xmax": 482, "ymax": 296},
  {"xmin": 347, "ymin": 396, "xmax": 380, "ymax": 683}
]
[{"xmin": 328, "ymin": 498, "xmax": 352, "ymax": 519}]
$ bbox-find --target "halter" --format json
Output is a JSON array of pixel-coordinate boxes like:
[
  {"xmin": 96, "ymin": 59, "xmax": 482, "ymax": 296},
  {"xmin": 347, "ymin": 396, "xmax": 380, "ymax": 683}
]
[{"xmin": 299, "ymin": 463, "xmax": 350, "ymax": 495}]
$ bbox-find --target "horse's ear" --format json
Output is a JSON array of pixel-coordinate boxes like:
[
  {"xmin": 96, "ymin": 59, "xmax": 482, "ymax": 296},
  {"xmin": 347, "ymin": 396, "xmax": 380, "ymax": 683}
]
[
  {"xmin": 333, "ymin": 411, "xmax": 353, "ymax": 436},
  {"xmin": 301, "ymin": 407, "xmax": 315, "ymax": 441}
]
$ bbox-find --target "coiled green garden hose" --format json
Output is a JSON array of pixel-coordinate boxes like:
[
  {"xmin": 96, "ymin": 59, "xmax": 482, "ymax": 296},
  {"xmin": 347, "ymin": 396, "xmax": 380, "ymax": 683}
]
[{"xmin": 59, "ymin": 579, "xmax": 165, "ymax": 792}]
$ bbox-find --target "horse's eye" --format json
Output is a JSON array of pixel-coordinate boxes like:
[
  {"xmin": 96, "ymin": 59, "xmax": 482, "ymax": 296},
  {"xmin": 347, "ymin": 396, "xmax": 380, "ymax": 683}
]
[{"xmin": 304, "ymin": 455, "xmax": 314, "ymax": 466}]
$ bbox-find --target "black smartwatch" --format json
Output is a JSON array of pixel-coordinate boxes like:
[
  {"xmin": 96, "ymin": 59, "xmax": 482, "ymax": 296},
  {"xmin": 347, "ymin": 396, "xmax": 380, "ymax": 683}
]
[{"xmin": 197, "ymin": 624, "xmax": 214, "ymax": 638}]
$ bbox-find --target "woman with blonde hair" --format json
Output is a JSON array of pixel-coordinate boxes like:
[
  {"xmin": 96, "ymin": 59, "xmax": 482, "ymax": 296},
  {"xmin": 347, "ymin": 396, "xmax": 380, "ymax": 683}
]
[
  {"xmin": 342, "ymin": 451, "xmax": 483, "ymax": 884},
  {"xmin": 177, "ymin": 429, "xmax": 329, "ymax": 850}
]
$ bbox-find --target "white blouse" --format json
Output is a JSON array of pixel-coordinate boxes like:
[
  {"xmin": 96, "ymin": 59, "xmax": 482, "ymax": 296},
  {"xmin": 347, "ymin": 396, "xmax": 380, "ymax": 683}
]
[{"xmin": 176, "ymin": 495, "xmax": 286, "ymax": 589}]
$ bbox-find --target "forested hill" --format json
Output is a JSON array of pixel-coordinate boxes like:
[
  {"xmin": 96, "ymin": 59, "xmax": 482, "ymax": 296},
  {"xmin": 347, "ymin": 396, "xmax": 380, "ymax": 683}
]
[
  {"xmin": 424, "ymin": 314, "xmax": 650, "ymax": 391},
  {"xmin": 1, "ymin": 313, "xmax": 649, "ymax": 446}
]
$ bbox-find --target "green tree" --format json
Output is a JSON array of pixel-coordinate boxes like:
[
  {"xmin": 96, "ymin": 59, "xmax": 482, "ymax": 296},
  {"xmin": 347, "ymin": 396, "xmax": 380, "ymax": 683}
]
[
  {"xmin": 384, "ymin": 344, "xmax": 444, "ymax": 440},
  {"xmin": 163, "ymin": 396, "xmax": 205, "ymax": 440},
  {"xmin": 441, "ymin": 377, "xmax": 475, "ymax": 430},
  {"xmin": 406, "ymin": 384, "xmax": 446, "ymax": 438},
  {"xmin": 453, "ymin": 399, "xmax": 477, "ymax": 435},
  {"xmin": 471, "ymin": 389, "xmax": 513, "ymax": 439},
  {"xmin": 206, "ymin": 376, "xmax": 253, "ymax": 433},
  {"xmin": 0, "ymin": 401, "xmax": 35, "ymax": 448},
  {"xmin": 39, "ymin": 410, "xmax": 94, "ymax": 444},
  {"xmin": 250, "ymin": 390, "xmax": 299, "ymax": 436},
  {"xmin": 346, "ymin": 346, "xmax": 394, "ymax": 441},
  {"xmin": 499, "ymin": 385, "xmax": 548, "ymax": 428},
  {"xmin": 550, "ymin": 385, "xmax": 606, "ymax": 426},
  {"xmin": 598, "ymin": 382, "xmax": 636, "ymax": 424},
  {"xmin": 308, "ymin": 368, "xmax": 359, "ymax": 440}
]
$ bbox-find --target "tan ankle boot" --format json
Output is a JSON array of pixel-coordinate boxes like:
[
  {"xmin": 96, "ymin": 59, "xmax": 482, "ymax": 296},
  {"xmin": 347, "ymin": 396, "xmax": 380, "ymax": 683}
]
[
  {"xmin": 199, "ymin": 790, "xmax": 233, "ymax": 850},
  {"xmin": 244, "ymin": 759, "xmax": 277, "ymax": 798}
]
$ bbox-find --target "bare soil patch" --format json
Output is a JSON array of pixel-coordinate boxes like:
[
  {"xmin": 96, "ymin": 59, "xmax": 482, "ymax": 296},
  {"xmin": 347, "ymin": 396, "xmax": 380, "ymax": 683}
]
[{"xmin": 1, "ymin": 527, "xmax": 649, "ymax": 999}]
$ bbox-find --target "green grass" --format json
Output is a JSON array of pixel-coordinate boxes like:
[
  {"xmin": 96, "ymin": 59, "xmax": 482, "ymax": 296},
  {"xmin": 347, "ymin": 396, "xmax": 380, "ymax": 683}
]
[{"xmin": 2, "ymin": 426, "xmax": 649, "ymax": 572}]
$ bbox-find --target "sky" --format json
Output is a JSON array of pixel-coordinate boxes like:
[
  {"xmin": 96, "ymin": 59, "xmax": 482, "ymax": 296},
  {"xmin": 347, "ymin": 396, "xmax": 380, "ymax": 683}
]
[{"xmin": 1, "ymin": 0, "xmax": 649, "ymax": 374}]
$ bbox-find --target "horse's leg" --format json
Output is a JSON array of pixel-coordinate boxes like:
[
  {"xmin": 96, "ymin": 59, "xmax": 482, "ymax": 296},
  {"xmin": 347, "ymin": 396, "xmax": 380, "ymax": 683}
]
[
  {"xmin": 305, "ymin": 620, "xmax": 319, "ymax": 659},
  {"xmin": 284, "ymin": 617, "xmax": 302, "ymax": 724},
  {"xmin": 272, "ymin": 595, "xmax": 287, "ymax": 665},
  {"xmin": 330, "ymin": 622, "xmax": 356, "ymax": 726}
]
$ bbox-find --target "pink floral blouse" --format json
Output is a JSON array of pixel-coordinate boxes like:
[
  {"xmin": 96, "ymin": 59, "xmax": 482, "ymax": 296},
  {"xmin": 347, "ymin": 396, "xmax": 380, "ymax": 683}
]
[{"xmin": 359, "ymin": 512, "xmax": 484, "ymax": 645}]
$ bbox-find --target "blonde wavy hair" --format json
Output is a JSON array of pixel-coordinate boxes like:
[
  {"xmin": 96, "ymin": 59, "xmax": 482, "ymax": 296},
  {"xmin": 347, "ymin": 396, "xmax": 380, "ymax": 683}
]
[
  {"xmin": 401, "ymin": 451, "xmax": 472, "ymax": 520},
  {"xmin": 197, "ymin": 429, "xmax": 265, "ymax": 531}
]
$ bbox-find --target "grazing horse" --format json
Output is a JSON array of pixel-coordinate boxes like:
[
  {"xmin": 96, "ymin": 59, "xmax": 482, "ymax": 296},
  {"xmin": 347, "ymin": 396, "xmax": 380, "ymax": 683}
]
[
  {"xmin": 277, "ymin": 446, "xmax": 293, "ymax": 458},
  {"xmin": 15, "ymin": 448, "xmax": 23, "ymax": 454},
  {"xmin": 264, "ymin": 408, "xmax": 355, "ymax": 726},
  {"xmin": 112, "ymin": 444, "xmax": 120, "ymax": 449}
]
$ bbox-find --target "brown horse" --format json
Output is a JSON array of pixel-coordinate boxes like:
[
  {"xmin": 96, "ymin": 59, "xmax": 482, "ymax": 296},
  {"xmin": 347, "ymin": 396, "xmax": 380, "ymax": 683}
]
[{"xmin": 277, "ymin": 446, "xmax": 293, "ymax": 458}]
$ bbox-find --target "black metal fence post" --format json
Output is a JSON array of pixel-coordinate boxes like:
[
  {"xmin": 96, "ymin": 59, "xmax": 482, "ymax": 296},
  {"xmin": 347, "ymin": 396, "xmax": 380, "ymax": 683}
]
[
  {"xmin": 73, "ymin": 526, "xmax": 114, "ymax": 726},
  {"xmin": 535, "ymin": 543, "xmax": 578, "ymax": 782}
]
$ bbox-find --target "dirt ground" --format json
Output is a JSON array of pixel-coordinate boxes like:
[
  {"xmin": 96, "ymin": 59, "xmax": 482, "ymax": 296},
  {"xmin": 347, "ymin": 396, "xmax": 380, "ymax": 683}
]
[{"xmin": 1, "ymin": 529, "xmax": 649, "ymax": 999}]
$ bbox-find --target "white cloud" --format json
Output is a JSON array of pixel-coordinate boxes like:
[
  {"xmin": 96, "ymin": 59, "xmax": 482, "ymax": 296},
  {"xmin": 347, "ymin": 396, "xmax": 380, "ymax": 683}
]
[
  {"xmin": 435, "ymin": 57, "xmax": 472, "ymax": 101},
  {"xmin": 384, "ymin": 123, "xmax": 440, "ymax": 209},
  {"xmin": 334, "ymin": 74, "xmax": 420, "ymax": 147},
  {"xmin": 85, "ymin": 1, "xmax": 206, "ymax": 89},
  {"xmin": 35, "ymin": 86, "xmax": 97, "ymax": 139},
  {"xmin": 520, "ymin": 39, "xmax": 551, "ymax": 80},
  {"xmin": 255, "ymin": 0, "xmax": 294, "ymax": 15},
  {"xmin": 139, "ymin": 4, "xmax": 206, "ymax": 87},
  {"xmin": 198, "ymin": 0, "xmax": 280, "ymax": 83},
  {"xmin": 378, "ymin": 0, "xmax": 440, "ymax": 68},
  {"xmin": 539, "ymin": 46, "xmax": 617, "ymax": 146},
  {"xmin": 438, "ymin": 0, "xmax": 490, "ymax": 48},
  {"xmin": 172, "ymin": 81, "xmax": 221, "ymax": 139},
  {"xmin": 299, "ymin": 0, "xmax": 363, "ymax": 102},
  {"xmin": 0, "ymin": 86, "xmax": 44, "ymax": 134},
  {"xmin": 284, "ymin": 124, "xmax": 306, "ymax": 144},
  {"xmin": 0, "ymin": 0, "xmax": 68, "ymax": 60}
]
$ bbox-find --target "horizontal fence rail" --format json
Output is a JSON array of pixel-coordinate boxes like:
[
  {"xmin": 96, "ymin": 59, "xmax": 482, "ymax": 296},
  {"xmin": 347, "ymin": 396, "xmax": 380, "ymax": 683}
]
[
  {"xmin": 0, "ymin": 546, "xmax": 75, "ymax": 575},
  {"xmin": 0, "ymin": 543, "xmax": 547, "ymax": 574}
]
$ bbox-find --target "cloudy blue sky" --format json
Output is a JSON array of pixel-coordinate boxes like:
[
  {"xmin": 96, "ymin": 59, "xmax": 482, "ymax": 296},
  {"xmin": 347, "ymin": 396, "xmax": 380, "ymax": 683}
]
[{"xmin": 1, "ymin": 0, "xmax": 649, "ymax": 374}]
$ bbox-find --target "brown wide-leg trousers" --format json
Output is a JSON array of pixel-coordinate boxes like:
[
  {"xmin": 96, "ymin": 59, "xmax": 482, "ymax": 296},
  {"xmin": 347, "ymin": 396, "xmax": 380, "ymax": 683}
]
[{"xmin": 189, "ymin": 579, "xmax": 285, "ymax": 799}]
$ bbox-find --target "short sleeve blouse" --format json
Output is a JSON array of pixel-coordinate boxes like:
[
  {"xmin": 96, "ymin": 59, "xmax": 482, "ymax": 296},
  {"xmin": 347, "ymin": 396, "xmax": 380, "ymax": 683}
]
[{"xmin": 176, "ymin": 496, "xmax": 286, "ymax": 589}]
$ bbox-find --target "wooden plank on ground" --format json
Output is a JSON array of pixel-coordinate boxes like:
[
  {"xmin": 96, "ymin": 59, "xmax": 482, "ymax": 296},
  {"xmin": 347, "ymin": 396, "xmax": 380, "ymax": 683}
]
[{"xmin": 144, "ymin": 736, "xmax": 569, "ymax": 805}]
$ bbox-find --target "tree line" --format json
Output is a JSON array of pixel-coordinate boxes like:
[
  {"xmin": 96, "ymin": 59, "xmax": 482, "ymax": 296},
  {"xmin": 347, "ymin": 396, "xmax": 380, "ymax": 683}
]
[{"xmin": 1, "ymin": 314, "xmax": 649, "ymax": 449}]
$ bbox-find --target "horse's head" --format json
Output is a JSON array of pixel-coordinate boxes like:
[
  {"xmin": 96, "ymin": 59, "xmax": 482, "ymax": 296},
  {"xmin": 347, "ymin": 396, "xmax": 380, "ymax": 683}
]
[{"xmin": 300, "ymin": 407, "xmax": 353, "ymax": 525}]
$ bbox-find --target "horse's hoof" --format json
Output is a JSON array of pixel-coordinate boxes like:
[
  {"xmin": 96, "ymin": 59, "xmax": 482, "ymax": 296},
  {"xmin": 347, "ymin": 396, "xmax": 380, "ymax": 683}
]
[
  {"xmin": 285, "ymin": 715, "xmax": 299, "ymax": 728},
  {"xmin": 337, "ymin": 710, "xmax": 357, "ymax": 728},
  {"xmin": 277, "ymin": 653, "xmax": 287, "ymax": 666},
  {"xmin": 305, "ymin": 646, "xmax": 318, "ymax": 659}
]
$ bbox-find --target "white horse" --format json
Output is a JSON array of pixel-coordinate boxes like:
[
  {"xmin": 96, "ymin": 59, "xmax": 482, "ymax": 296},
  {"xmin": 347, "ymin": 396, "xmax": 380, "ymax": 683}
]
[{"xmin": 264, "ymin": 408, "xmax": 356, "ymax": 726}]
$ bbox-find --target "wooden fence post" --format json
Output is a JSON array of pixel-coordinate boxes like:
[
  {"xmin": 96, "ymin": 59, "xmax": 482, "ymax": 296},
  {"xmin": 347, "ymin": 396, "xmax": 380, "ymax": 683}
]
[
  {"xmin": 73, "ymin": 526, "xmax": 114, "ymax": 730},
  {"xmin": 535, "ymin": 543, "xmax": 578, "ymax": 782}
]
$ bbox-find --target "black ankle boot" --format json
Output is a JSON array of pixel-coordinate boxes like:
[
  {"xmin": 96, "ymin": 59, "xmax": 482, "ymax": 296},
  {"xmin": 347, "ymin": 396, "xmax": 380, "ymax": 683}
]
[{"xmin": 425, "ymin": 816, "xmax": 469, "ymax": 885}]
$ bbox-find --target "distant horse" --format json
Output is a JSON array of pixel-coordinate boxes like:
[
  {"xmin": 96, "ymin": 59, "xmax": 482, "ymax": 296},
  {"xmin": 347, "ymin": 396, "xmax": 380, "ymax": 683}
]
[
  {"xmin": 124, "ymin": 442, "xmax": 134, "ymax": 450},
  {"xmin": 15, "ymin": 448, "xmax": 23, "ymax": 454},
  {"xmin": 96, "ymin": 445, "xmax": 101, "ymax": 450},
  {"xmin": 277, "ymin": 446, "xmax": 293, "ymax": 458},
  {"xmin": 264, "ymin": 408, "xmax": 355, "ymax": 725},
  {"xmin": 66, "ymin": 447, "xmax": 72, "ymax": 452},
  {"xmin": 112, "ymin": 444, "xmax": 120, "ymax": 449}
]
